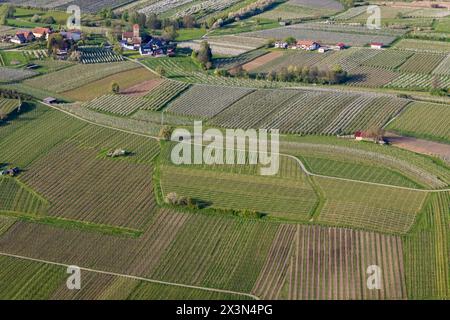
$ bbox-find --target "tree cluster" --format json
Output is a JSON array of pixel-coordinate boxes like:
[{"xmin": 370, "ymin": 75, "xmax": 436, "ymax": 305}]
[
  {"xmin": 192, "ymin": 41, "xmax": 213, "ymax": 70},
  {"xmin": 208, "ymin": 0, "xmax": 277, "ymax": 29},
  {"xmin": 226, "ymin": 64, "xmax": 348, "ymax": 85}
]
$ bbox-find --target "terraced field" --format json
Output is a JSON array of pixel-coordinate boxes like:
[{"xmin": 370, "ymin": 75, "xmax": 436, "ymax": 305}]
[
  {"xmin": 166, "ymin": 85, "xmax": 253, "ymax": 119},
  {"xmin": 387, "ymin": 102, "xmax": 450, "ymax": 143}
]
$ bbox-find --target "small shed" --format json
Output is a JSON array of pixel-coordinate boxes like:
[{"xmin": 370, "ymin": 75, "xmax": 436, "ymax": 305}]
[
  {"xmin": 43, "ymin": 97, "xmax": 57, "ymax": 104},
  {"xmin": 370, "ymin": 42, "xmax": 383, "ymax": 49}
]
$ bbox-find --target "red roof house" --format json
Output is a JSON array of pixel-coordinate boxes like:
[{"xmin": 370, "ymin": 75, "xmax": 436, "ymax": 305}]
[
  {"xmin": 32, "ymin": 27, "xmax": 52, "ymax": 39},
  {"xmin": 297, "ymin": 40, "xmax": 320, "ymax": 51},
  {"xmin": 370, "ymin": 42, "xmax": 383, "ymax": 49}
]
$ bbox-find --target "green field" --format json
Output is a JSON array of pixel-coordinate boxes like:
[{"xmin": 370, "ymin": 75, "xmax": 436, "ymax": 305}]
[
  {"xmin": 403, "ymin": 192, "xmax": 450, "ymax": 299},
  {"xmin": 387, "ymin": 102, "xmax": 450, "ymax": 143}
]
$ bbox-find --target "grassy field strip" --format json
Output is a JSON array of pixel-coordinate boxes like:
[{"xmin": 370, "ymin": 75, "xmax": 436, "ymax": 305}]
[
  {"xmin": 41, "ymin": 101, "xmax": 450, "ymax": 193},
  {"xmin": 0, "ymin": 252, "xmax": 258, "ymax": 299}
]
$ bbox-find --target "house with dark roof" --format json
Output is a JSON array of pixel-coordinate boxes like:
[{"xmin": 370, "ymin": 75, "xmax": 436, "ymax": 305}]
[{"xmin": 11, "ymin": 31, "xmax": 34, "ymax": 44}]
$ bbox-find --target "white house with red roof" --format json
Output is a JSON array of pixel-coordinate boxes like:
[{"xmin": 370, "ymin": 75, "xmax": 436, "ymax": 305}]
[{"xmin": 297, "ymin": 40, "xmax": 320, "ymax": 51}]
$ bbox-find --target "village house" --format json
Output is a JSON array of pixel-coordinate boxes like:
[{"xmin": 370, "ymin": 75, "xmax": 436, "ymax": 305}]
[
  {"xmin": 139, "ymin": 38, "xmax": 175, "ymax": 57},
  {"xmin": 32, "ymin": 27, "xmax": 52, "ymax": 39},
  {"xmin": 11, "ymin": 31, "xmax": 34, "ymax": 44},
  {"xmin": 297, "ymin": 40, "xmax": 320, "ymax": 51},
  {"xmin": 335, "ymin": 42, "xmax": 346, "ymax": 50},
  {"xmin": 60, "ymin": 30, "xmax": 82, "ymax": 42},
  {"xmin": 370, "ymin": 42, "xmax": 384, "ymax": 49},
  {"xmin": 274, "ymin": 41, "xmax": 288, "ymax": 49},
  {"xmin": 121, "ymin": 24, "xmax": 142, "ymax": 50}
]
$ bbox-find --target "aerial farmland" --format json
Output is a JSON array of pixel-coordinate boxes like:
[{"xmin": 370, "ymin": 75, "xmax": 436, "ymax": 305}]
[{"xmin": 0, "ymin": 0, "xmax": 449, "ymax": 306}]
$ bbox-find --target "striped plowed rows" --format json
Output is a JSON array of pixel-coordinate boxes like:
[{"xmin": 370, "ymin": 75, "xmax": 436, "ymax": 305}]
[
  {"xmin": 67, "ymin": 125, "xmax": 161, "ymax": 164},
  {"xmin": 208, "ymin": 89, "xmax": 303, "ymax": 129},
  {"xmin": 252, "ymin": 224, "xmax": 297, "ymax": 299},
  {"xmin": 0, "ymin": 178, "xmax": 49, "ymax": 215},
  {"xmin": 143, "ymin": 80, "xmax": 191, "ymax": 111},
  {"xmin": 270, "ymin": 225, "xmax": 408, "ymax": 300},
  {"xmin": 149, "ymin": 215, "xmax": 278, "ymax": 293},
  {"xmin": 166, "ymin": 85, "xmax": 254, "ymax": 119},
  {"xmin": 0, "ymin": 210, "xmax": 189, "ymax": 277},
  {"xmin": 260, "ymin": 92, "xmax": 359, "ymax": 134},
  {"xmin": 403, "ymin": 192, "xmax": 450, "ymax": 299},
  {"xmin": 398, "ymin": 52, "xmax": 446, "ymax": 74},
  {"xmin": 20, "ymin": 143, "xmax": 156, "ymax": 230},
  {"xmin": 84, "ymin": 94, "xmax": 147, "ymax": 116},
  {"xmin": 347, "ymin": 66, "xmax": 400, "ymax": 88}
]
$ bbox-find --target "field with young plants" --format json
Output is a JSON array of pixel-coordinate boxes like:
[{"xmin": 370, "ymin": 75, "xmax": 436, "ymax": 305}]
[
  {"xmin": 255, "ymin": 225, "xmax": 407, "ymax": 300},
  {"xmin": 160, "ymin": 165, "xmax": 318, "ymax": 222},
  {"xmin": 24, "ymin": 62, "xmax": 139, "ymax": 93},
  {"xmin": 403, "ymin": 192, "xmax": 450, "ymax": 299},
  {"xmin": 20, "ymin": 143, "xmax": 157, "ymax": 230},
  {"xmin": 398, "ymin": 53, "xmax": 446, "ymax": 74},
  {"xmin": 0, "ymin": 98, "xmax": 21, "ymax": 118},
  {"xmin": 143, "ymin": 80, "xmax": 191, "ymax": 111},
  {"xmin": 166, "ymin": 85, "xmax": 254, "ymax": 118},
  {"xmin": 385, "ymin": 73, "xmax": 450, "ymax": 90},
  {"xmin": 78, "ymin": 47, "xmax": 124, "ymax": 64},
  {"xmin": 315, "ymin": 177, "xmax": 427, "ymax": 234},
  {"xmin": 387, "ymin": 102, "xmax": 450, "ymax": 143},
  {"xmin": 0, "ymin": 67, "xmax": 37, "ymax": 83},
  {"xmin": 84, "ymin": 94, "xmax": 149, "ymax": 116},
  {"xmin": 394, "ymin": 39, "xmax": 450, "ymax": 53}
]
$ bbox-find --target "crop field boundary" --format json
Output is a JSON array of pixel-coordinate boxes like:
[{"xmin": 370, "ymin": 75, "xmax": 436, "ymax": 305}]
[
  {"xmin": 41, "ymin": 101, "xmax": 450, "ymax": 193},
  {"xmin": 0, "ymin": 252, "xmax": 259, "ymax": 300}
]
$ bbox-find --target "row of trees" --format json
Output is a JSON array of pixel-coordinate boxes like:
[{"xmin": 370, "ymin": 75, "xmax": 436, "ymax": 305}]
[
  {"xmin": 208, "ymin": 0, "xmax": 277, "ymax": 29},
  {"xmin": 225, "ymin": 64, "xmax": 348, "ymax": 85}
]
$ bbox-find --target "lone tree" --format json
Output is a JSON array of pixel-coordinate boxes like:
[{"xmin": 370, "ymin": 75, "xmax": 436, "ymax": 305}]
[
  {"xmin": 162, "ymin": 25, "xmax": 178, "ymax": 41},
  {"xmin": 155, "ymin": 66, "xmax": 166, "ymax": 77},
  {"xmin": 111, "ymin": 82, "xmax": 120, "ymax": 94},
  {"xmin": 196, "ymin": 41, "xmax": 213, "ymax": 69},
  {"xmin": 366, "ymin": 126, "xmax": 385, "ymax": 143},
  {"xmin": 159, "ymin": 125, "xmax": 173, "ymax": 141}
]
